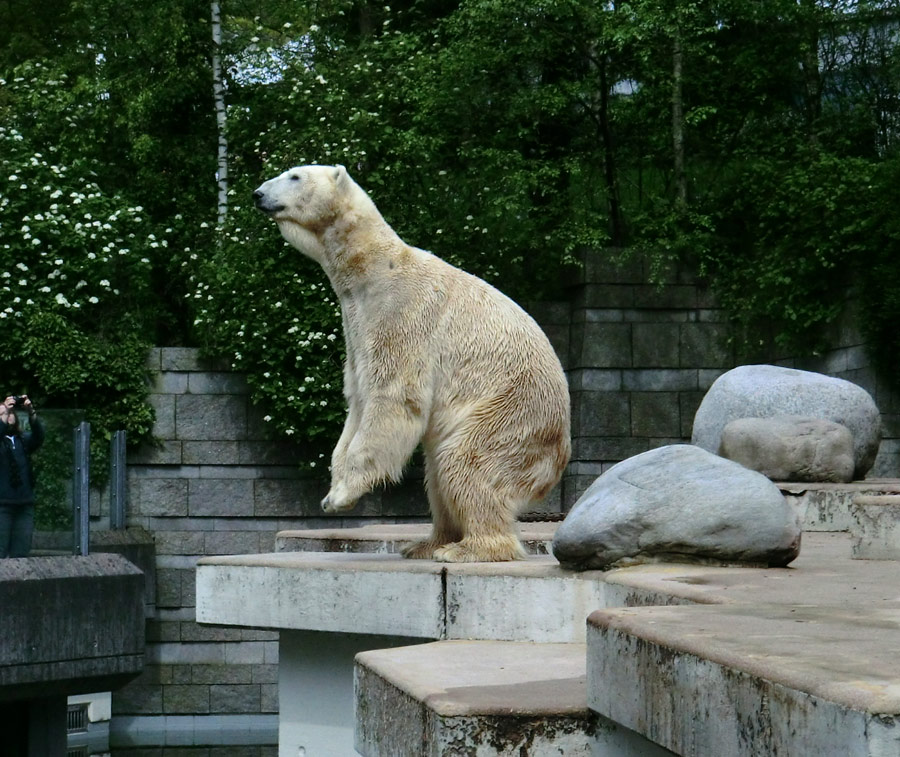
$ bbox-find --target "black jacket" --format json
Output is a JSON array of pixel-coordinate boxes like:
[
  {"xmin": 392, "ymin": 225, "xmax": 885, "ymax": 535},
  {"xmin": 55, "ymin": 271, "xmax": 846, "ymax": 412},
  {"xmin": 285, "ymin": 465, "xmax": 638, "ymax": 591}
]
[{"xmin": 0, "ymin": 416, "xmax": 44, "ymax": 506}]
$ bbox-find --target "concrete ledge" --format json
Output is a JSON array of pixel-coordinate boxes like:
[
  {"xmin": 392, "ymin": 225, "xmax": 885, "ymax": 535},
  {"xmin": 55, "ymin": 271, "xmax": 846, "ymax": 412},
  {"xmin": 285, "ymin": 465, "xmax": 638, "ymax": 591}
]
[
  {"xmin": 196, "ymin": 553, "xmax": 607, "ymax": 643},
  {"xmin": 355, "ymin": 641, "xmax": 594, "ymax": 756},
  {"xmin": 587, "ymin": 603, "xmax": 900, "ymax": 757},
  {"xmin": 197, "ymin": 552, "xmax": 446, "ymax": 637},
  {"xmin": 276, "ymin": 522, "xmax": 557, "ymax": 555},
  {"xmin": 780, "ymin": 479, "xmax": 900, "ymax": 531},
  {"xmin": 850, "ymin": 495, "xmax": 900, "ymax": 560},
  {"xmin": 0, "ymin": 554, "xmax": 145, "ymax": 701}
]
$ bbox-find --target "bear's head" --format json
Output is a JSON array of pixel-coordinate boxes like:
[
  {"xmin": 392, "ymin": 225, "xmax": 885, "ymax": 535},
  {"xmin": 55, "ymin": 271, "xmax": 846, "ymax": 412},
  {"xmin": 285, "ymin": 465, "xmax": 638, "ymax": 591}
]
[{"xmin": 253, "ymin": 164, "xmax": 372, "ymax": 265}]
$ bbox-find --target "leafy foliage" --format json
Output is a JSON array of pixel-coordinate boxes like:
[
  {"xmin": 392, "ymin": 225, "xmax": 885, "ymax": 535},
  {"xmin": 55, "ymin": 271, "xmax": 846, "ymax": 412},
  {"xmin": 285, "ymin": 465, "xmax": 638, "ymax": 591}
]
[
  {"xmin": 0, "ymin": 69, "xmax": 160, "ymax": 462},
  {"xmin": 5, "ymin": 0, "xmax": 900, "ymax": 473}
]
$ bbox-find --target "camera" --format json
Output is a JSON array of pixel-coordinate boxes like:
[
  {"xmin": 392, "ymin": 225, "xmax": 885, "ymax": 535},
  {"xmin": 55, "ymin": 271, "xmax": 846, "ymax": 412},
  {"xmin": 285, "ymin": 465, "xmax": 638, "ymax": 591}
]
[{"xmin": 11, "ymin": 396, "xmax": 26, "ymax": 409}]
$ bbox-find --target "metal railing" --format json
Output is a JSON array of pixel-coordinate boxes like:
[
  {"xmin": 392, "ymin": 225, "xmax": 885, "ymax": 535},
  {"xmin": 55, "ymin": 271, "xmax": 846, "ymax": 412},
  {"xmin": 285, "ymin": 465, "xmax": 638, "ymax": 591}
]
[{"xmin": 72, "ymin": 424, "xmax": 127, "ymax": 556}]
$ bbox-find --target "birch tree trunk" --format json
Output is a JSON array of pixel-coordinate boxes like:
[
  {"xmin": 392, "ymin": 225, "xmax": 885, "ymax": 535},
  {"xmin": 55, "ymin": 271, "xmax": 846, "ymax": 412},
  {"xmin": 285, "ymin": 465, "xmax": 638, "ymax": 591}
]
[
  {"xmin": 211, "ymin": 1, "xmax": 228, "ymax": 225},
  {"xmin": 672, "ymin": 29, "xmax": 687, "ymax": 209}
]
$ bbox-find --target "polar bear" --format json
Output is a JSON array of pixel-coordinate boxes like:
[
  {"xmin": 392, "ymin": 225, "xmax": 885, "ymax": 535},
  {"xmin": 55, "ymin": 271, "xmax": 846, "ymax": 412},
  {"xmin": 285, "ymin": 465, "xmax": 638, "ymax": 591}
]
[{"xmin": 253, "ymin": 165, "xmax": 570, "ymax": 562}]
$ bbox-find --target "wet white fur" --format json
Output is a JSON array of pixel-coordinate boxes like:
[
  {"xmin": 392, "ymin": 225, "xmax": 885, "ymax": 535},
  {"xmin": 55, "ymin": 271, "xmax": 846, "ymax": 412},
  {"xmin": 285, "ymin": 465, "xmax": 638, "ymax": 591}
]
[{"xmin": 255, "ymin": 165, "xmax": 571, "ymax": 562}]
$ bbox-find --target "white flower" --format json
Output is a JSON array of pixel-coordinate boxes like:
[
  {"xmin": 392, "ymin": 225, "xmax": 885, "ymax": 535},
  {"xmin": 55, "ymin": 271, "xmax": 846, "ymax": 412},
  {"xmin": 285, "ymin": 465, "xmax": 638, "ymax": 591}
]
[
  {"xmin": 99, "ymin": 279, "xmax": 110, "ymax": 287},
  {"xmin": 88, "ymin": 296, "xmax": 99, "ymax": 304},
  {"xmin": 55, "ymin": 293, "xmax": 69, "ymax": 306}
]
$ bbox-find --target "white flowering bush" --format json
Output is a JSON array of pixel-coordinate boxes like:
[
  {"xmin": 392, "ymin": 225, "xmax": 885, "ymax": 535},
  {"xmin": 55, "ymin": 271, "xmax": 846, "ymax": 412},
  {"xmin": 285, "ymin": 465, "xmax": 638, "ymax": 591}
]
[{"xmin": 0, "ymin": 104, "xmax": 163, "ymax": 462}]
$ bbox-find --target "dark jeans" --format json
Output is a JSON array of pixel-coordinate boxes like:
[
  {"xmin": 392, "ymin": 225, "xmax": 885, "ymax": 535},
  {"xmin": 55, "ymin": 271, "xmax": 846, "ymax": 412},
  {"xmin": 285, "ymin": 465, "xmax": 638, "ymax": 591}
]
[{"xmin": 0, "ymin": 504, "xmax": 35, "ymax": 558}]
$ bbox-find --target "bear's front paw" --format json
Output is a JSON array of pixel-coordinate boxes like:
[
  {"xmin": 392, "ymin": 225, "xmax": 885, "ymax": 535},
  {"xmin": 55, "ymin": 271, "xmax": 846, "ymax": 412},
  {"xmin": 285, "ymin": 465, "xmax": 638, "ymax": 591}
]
[{"xmin": 321, "ymin": 482, "xmax": 358, "ymax": 513}]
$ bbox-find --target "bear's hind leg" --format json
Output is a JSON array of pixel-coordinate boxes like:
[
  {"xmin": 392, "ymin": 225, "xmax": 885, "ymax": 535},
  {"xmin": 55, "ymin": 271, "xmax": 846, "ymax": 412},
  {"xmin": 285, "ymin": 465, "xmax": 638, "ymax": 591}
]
[
  {"xmin": 429, "ymin": 454, "xmax": 526, "ymax": 563},
  {"xmin": 401, "ymin": 449, "xmax": 462, "ymax": 559}
]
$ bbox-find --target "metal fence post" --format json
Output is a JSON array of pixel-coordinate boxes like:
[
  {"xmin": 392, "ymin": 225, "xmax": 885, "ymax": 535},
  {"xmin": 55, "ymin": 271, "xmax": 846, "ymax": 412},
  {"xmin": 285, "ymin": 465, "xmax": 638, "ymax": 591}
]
[
  {"xmin": 73, "ymin": 421, "xmax": 90, "ymax": 556},
  {"xmin": 109, "ymin": 430, "xmax": 127, "ymax": 530}
]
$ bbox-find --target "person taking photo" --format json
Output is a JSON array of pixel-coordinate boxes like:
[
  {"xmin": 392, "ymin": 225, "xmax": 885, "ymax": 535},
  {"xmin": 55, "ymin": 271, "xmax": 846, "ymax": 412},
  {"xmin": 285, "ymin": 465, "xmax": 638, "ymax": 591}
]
[{"xmin": 0, "ymin": 395, "xmax": 45, "ymax": 558}]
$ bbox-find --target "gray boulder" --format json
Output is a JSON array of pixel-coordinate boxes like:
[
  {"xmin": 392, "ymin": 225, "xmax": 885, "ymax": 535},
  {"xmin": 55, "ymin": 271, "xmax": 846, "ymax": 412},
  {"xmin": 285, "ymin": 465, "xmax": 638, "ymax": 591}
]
[
  {"xmin": 719, "ymin": 415, "xmax": 855, "ymax": 483},
  {"xmin": 552, "ymin": 444, "xmax": 801, "ymax": 571},
  {"xmin": 692, "ymin": 365, "xmax": 881, "ymax": 479}
]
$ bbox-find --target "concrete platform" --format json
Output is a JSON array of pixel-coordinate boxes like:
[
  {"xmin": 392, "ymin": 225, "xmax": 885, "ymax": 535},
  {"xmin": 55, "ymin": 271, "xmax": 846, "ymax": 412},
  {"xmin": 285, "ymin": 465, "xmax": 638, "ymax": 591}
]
[
  {"xmin": 355, "ymin": 641, "xmax": 594, "ymax": 756},
  {"xmin": 851, "ymin": 494, "xmax": 900, "ymax": 560},
  {"xmin": 196, "ymin": 483, "xmax": 900, "ymax": 757},
  {"xmin": 588, "ymin": 602, "xmax": 900, "ymax": 756},
  {"xmin": 587, "ymin": 532, "xmax": 900, "ymax": 756}
]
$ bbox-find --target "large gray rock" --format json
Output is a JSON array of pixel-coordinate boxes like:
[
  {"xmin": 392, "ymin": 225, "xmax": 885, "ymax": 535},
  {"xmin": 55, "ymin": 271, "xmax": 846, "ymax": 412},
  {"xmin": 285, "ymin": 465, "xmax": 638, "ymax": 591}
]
[
  {"xmin": 552, "ymin": 445, "xmax": 801, "ymax": 571},
  {"xmin": 719, "ymin": 415, "xmax": 855, "ymax": 483},
  {"xmin": 692, "ymin": 365, "xmax": 881, "ymax": 479}
]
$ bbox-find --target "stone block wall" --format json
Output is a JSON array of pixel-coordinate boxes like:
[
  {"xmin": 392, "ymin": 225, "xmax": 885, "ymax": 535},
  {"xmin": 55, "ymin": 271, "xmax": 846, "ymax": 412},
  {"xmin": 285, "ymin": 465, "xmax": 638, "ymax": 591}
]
[
  {"xmin": 563, "ymin": 252, "xmax": 734, "ymax": 505},
  {"xmin": 563, "ymin": 250, "xmax": 899, "ymax": 503},
  {"xmin": 113, "ymin": 348, "xmax": 429, "ymax": 743}
]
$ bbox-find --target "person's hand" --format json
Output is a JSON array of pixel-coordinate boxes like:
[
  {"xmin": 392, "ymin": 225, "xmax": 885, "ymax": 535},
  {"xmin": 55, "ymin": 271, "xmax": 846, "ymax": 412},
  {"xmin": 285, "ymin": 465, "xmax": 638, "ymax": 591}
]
[{"xmin": 20, "ymin": 395, "xmax": 32, "ymax": 413}]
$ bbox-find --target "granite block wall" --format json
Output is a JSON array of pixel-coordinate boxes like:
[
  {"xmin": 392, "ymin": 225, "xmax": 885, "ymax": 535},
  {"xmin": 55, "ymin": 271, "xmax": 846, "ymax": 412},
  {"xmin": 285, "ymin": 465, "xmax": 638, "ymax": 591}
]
[
  {"xmin": 563, "ymin": 252, "xmax": 735, "ymax": 505},
  {"xmin": 113, "ymin": 348, "xmax": 430, "ymax": 741}
]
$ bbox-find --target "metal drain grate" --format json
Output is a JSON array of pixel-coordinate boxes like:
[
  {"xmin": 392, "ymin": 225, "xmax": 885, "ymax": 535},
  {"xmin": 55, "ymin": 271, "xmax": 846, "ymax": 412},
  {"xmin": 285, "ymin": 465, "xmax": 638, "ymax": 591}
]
[
  {"xmin": 66, "ymin": 747, "xmax": 89, "ymax": 757},
  {"xmin": 66, "ymin": 702, "xmax": 89, "ymax": 734}
]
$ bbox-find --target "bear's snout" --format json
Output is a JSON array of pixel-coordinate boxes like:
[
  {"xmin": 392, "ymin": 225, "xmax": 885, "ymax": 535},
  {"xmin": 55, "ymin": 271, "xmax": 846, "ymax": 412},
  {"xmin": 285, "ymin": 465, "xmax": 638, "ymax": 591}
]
[{"xmin": 252, "ymin": 187, "xmax": 285, "ymax": 214}]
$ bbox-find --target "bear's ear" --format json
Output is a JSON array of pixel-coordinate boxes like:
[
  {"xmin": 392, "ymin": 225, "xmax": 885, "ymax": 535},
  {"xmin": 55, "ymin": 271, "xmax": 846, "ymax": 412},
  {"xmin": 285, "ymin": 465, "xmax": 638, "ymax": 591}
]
[{"xmin": 333, "ymin": 164, "xmax": 348, "ymax": 189}]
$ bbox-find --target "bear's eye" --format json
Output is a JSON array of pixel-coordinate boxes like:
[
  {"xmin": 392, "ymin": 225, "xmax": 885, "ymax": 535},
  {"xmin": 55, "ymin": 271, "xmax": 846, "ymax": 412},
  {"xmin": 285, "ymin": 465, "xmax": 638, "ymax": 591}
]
[{"xmin": 289, "ymin": 174, "xmax": 300, "ymax": 181}]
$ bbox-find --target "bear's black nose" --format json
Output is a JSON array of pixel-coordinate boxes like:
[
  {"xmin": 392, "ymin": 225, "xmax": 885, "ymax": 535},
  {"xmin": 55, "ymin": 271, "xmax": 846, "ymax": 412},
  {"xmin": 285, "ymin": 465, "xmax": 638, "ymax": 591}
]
[{"xmin": 252, "ymin": 189, "xmax": 264, "ymax": 205}]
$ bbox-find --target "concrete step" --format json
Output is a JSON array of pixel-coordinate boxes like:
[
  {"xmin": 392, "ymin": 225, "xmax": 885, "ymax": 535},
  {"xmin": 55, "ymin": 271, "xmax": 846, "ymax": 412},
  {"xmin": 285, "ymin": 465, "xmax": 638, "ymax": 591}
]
[
  {"xmin": 587, "ymin": 602, "xmax": 900, "ymax": 757},
  {"xmin": 276, "ymin": 522, "xmax": 557, "ymax": 555},
  {"xmin": 354, "ymin": 640, "xmax": 596, "ymax": 757},
  {"xmin": 850, "ymin": 494, "xmax": 900, "ymax": 560}
]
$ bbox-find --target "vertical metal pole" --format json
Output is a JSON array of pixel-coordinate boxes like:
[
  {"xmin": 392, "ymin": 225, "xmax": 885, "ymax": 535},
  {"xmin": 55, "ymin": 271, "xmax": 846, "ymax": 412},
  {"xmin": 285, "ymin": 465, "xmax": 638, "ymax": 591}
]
[
  {"xmin": 73, "ymin": 422, "xmax": 90, "ymax": 556},
  {"xmin": 109, "ymin": 430, "xmax": 127, "ymax": 530}
]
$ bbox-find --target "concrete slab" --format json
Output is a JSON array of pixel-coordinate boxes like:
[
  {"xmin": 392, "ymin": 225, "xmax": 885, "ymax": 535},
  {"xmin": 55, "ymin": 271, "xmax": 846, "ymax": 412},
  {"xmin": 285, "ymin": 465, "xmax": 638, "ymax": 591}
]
[
  {"xmin": 851, "ymin": 494, "xmax": 900, "ymax": 560},
  {"xmin": 443, "ymin": 561, "xmax": 606, "ymax": 643},
  {"xmin": 276, "ymin": 522, "xmax": 558, "ymax": 555},
  {"xmin": 197, "ymin": 551, "xmax": 608, "ymax": 643},
  {"xmin": 780, "ymin": 478, "xmax": 900, "ymax": 531},
  {"xmin": 0, "ymin": 554, "xmax": 145, "ymax": 700},
  {"xmin": 587, "ymin": 603, "xmax": 900, "ymax": 756},
  {"xmin": 601, "ymin": 531, "xmax": 900, "ymax": 609},
  {"xmin": 195, "ymin": 552, "xmax": 446, "ymax": 638},
  {"xmin": 354, "ymin": 640, "xmax": 595, "ymax": 756}
]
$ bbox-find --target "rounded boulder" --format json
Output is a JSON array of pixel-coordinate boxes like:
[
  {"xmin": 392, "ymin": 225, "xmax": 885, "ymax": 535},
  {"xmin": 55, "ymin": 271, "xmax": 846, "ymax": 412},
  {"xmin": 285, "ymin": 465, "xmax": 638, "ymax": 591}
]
[
  {"xmin": 692, "ymin": 365, "xmax": 881, "ymax": 479},
  {"xmin": 552, "ymin": 444, "xmax": 801, "ymax": 571}
]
